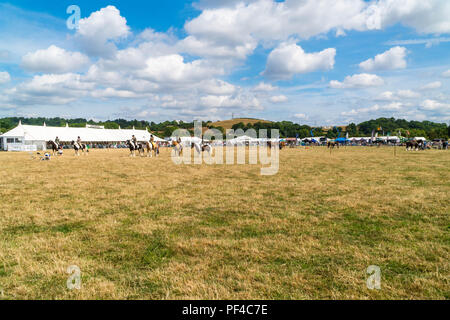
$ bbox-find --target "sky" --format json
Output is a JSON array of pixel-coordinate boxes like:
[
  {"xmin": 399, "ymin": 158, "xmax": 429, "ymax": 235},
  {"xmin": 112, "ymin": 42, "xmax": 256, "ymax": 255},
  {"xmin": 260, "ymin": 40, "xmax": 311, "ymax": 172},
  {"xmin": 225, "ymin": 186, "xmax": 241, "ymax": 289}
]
[{"xmin": 0, "ymin": 0, "xmax": 450, "ymax": 125}]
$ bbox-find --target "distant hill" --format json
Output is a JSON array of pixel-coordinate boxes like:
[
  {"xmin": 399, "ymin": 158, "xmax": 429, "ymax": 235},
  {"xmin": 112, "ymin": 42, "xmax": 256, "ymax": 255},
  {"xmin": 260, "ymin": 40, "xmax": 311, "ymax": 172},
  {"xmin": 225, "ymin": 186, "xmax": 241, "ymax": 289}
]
[{"xmin": 210, "ymin": 118, "xmax": 272, "ymax": 130}]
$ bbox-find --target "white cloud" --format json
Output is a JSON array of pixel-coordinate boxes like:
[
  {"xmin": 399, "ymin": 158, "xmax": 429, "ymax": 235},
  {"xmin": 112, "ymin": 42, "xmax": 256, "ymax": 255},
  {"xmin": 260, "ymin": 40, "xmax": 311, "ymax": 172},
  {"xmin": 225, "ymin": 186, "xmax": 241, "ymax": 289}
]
[
  {"xmin": 0, "ymin": 71, "xmax": 11, "ymax": 84},
  {"xmin": 21, "ymin": 45, "xmax": 90, "ymax": 73},
  {"xmin": 76, "ymin": 6, "xmax": 130, "ymax": 57},
  {"xmin": 330, "ymin": 73, "xmax": 384, "ymax": 89},
  {"xmin": 185, "ymin": 0, "xmax": 358, "ymax": 64},
  {"xmin": 341, "ymin": 102, "xmax": 405, "ymax": 116},
  {"xmin": 186, "ymin": 0, "xmax": 450, "ymax": 59},
  {"xmin": 378, "ymin": 89, "xmax": 420, "ymax": 100},
  {"xmin": 377, "ymin": 91, "xmax": 396, "ymax": 101},
  {"xmin": 136, "ymin": 54, "xmax": 224, "ymax": 84},
  {"xmin": 420, "ymin": 99, "xmax": 450, "ymax": 111},
  {"xmin": 253, "ymin": 82, "xmax": 277, "ymax": 92},
  {"xmin": 385, "ymin": 37, "xmax": 450, "ymax": 48},
  {"xmin": 421, "ymin": 81, "xmax": 442, "ymax": 90},
  {"xmin": 294, "ymin": 113, "xmax": 308, "ymax": 120},
  {"xmin": 442, "ymin": 69, "xmax": 450, "ymax": 78},
  {"xmin": 5, "ymin": 73, "xmax": 94, "ymax": 105},
  {"xmin": 199, "ymin": 93, "xmax": 262, "ymax": 109},
  {"xmin": 198, "ymin": 79, "xmax": 236, "ymax": 95},
  {"xmin": 367, "ymin": 0, "xmax": 450, "ymax": 35},
  {"xmin": 91, "ymin": 88, "xmax": 140, "ymax": 99},
  {"xmin": 269, "ymin": 95, "xmax": 288, "ymax": 103},
  {"xmin": 359, "ymin": 46, "xmax": 407, "ymax": 71},
  {"xmin": 264, "ymin": 43, "xmax": 335, "ymax": 80},
  {"xmin": 397, "ymin": 89, "xmax": 421, "ymax": 99},
  {"xmin": 179, "ymin": 35, "xmax": 257, "ymax": 61}
]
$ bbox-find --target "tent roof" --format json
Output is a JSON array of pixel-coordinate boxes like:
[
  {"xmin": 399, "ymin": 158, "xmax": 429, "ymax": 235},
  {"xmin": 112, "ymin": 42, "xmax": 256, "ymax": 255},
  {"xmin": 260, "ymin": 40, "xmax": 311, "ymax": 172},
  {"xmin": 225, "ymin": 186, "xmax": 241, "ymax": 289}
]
[{"xmin": 0, "ymin": 123, "xmax": 163, "ymax": 142}]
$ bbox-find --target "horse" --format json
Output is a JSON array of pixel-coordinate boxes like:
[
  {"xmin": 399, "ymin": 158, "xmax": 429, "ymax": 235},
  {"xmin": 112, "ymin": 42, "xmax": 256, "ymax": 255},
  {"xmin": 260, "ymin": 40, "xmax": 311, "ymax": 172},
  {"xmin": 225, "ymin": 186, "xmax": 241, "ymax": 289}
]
[
  {"xmin": 71, "ymin": 141, "xmax": 87, "ymax": 156},
  {"xmin": 172, "ymin": 140, "xmax": 183, "ymax": 157},
  {"xmin": 406, "ymin": 140, "xmax": 420, "ymax": 151},
  {"xmin": 267, "ymin": 141, "xmax": 285, "ymax": 150},
  {"xmin": 202, "ymin": 143, "xmax": 212, "ymax": 154},
  {"xmin": 126, "ymin": 140, "xmax": 143, "ymax": 157},
  {"xmin": 48, "ymin": 140, "xmax": 62, "ymax": 156},
  {"xmin": 328, "ymin": 141, "xmax": 339, "ymax": 149},
  {"xmin": 191, "ymin": 142, "xmax": 212, "ymax": 155},
  {"xmin": 138, "ymin": 141, "xmax": 159, "ymax": 157},
  {"xmin": 147, "ymin": 141, "xmax": 160, "ymax": 157}
]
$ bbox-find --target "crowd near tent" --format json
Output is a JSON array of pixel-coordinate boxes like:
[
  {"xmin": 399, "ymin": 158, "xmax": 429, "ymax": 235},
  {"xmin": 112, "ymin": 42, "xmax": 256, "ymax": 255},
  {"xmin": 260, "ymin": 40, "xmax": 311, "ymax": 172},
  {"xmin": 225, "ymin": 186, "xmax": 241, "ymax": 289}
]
[
  {"xmin": 0, "ymin": 122, "xmax": 163, "ymax": 151},
  {"xmin": 335, "ymin": 138, "xmax": 348, "ymax": 143}
]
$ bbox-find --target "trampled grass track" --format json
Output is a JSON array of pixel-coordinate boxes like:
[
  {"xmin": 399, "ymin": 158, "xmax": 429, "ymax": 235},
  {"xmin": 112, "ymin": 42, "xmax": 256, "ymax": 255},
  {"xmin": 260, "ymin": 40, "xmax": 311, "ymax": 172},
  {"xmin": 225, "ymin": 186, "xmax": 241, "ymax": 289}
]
[{"xmin": 0, "ymin": 147, "xmax": 448, "ymax": 299}]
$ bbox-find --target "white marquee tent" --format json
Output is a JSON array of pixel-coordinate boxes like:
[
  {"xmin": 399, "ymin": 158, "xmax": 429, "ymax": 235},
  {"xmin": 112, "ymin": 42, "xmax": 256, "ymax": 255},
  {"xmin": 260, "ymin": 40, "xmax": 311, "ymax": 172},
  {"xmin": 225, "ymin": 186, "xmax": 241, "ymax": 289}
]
[{"xmin": 0, "ymin": 121, "xmax": 163, "ymax": 151}]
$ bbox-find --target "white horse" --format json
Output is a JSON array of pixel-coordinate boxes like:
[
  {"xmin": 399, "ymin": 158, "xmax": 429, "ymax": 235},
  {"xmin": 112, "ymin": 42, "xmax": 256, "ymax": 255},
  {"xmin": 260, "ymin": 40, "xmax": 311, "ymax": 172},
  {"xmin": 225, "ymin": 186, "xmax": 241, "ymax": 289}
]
[
  {"xmin": 147, "ymin": 141, "xmax": 159, "ymax": 158},
  {"xmin": 172, "ymin": 141, "xmax": 183, "ymax": 157},
  {"xmin": 72, "ymin": 141, "xmax": 87, "ymax": 156},
  {"xmin": 192, "ymin": 142, "xmax": 212, "ymax": 155},
  {"xmin": 126, "ymin": 140, "xmax": 141, "ymax": 157}
]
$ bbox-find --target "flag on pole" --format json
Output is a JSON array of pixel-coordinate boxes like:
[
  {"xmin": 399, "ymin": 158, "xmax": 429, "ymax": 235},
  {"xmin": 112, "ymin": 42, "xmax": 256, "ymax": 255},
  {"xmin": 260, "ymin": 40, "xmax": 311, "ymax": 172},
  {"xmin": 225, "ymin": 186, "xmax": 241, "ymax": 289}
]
[
  {"xmin": 371, "ymin": 130, "xmax": 375, "ymax": 141},
  {"xmin": 346, "ymin": 132, "xmax": 349, "ymax": 139},
  {"xmin": 310, "ymin": 129, "xmax": 314, "ymax": 137}
]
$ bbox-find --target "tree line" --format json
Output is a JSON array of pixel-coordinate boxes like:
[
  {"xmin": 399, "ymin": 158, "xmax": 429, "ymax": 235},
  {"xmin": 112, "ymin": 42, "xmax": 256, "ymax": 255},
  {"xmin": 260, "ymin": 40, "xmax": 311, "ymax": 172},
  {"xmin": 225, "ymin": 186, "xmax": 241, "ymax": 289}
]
[{"xmin": 0, "ymin": 117, "xmax": 448, "ymax": 140}]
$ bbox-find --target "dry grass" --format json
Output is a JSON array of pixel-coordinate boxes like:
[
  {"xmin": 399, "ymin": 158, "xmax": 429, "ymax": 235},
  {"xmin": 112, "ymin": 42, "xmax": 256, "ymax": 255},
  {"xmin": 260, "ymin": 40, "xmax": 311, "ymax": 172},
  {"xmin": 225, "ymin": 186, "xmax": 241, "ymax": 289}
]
[{"xmin": 0, "ymin": 147, "xmax": 448, "ymax": 300}]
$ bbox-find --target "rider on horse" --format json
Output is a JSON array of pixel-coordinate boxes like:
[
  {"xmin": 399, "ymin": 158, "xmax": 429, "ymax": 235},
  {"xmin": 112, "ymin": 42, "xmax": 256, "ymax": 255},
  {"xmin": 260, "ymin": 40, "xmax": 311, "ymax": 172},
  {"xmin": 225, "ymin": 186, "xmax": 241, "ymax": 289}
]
[
  {"xmin": 131, "ymin": 135, "xmax": 138, "ymax": 149},
  {"xmin": 150, "ymin": 135, "xmax": 156, "ymax": 148}
]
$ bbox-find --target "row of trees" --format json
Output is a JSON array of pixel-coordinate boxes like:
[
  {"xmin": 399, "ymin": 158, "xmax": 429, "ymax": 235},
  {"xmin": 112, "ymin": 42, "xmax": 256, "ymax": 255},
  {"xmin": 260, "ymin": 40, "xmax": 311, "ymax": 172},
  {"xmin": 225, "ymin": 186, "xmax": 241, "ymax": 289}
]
[
  {"xmin": 1, "ymin": 117, "xmax": 449, "ymax": 140},
  {"xmin": 232, "ymin": 118, "xmax": 450, "ymax": 140}
]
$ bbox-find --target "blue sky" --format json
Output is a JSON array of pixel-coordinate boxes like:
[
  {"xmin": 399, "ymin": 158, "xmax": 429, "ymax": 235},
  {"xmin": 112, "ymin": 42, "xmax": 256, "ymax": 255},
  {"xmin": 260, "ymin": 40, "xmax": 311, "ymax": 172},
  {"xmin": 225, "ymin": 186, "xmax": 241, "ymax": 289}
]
[{"xmin": 0, "ymin": 0, "xmax": 449, "ymax": 125}]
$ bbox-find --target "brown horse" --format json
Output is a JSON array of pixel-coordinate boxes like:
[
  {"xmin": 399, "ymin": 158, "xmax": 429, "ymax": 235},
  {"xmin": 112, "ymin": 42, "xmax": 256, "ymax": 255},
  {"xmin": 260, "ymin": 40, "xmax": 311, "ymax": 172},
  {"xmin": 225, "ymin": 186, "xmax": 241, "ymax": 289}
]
[
  {"xmin": 328, "ymin": 141, "xmax": 339, "ymax": 149},
  {"xmin": 48, "ymin": 140, "xmax": 62, "ymax": 156},
  {"xmin": 267, "ymin": 141, "xmax": 285, "ymax": 149},
  {"xmin": 149, "ymin": 141, "xmax": 159, "ymax": 157},
  {"xmin": 406, "ymin": 140, "xmax": 421, "ymax": 151},
  {"xmin": 172, "ymin": 140, "xmax": 183, "ymax": 156},
  {"xmin": 141, "ymin": 141, "xmax": 159, "ymax": 157}
]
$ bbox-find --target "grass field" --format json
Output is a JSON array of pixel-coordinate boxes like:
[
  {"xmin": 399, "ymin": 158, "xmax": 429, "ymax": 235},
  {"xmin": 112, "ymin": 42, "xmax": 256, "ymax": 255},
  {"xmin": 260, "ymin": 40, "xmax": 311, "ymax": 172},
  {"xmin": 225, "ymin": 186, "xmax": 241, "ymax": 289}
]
[{"xmin": 0, "ymin": 147, "xmax": 448, "ymax": 300}]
